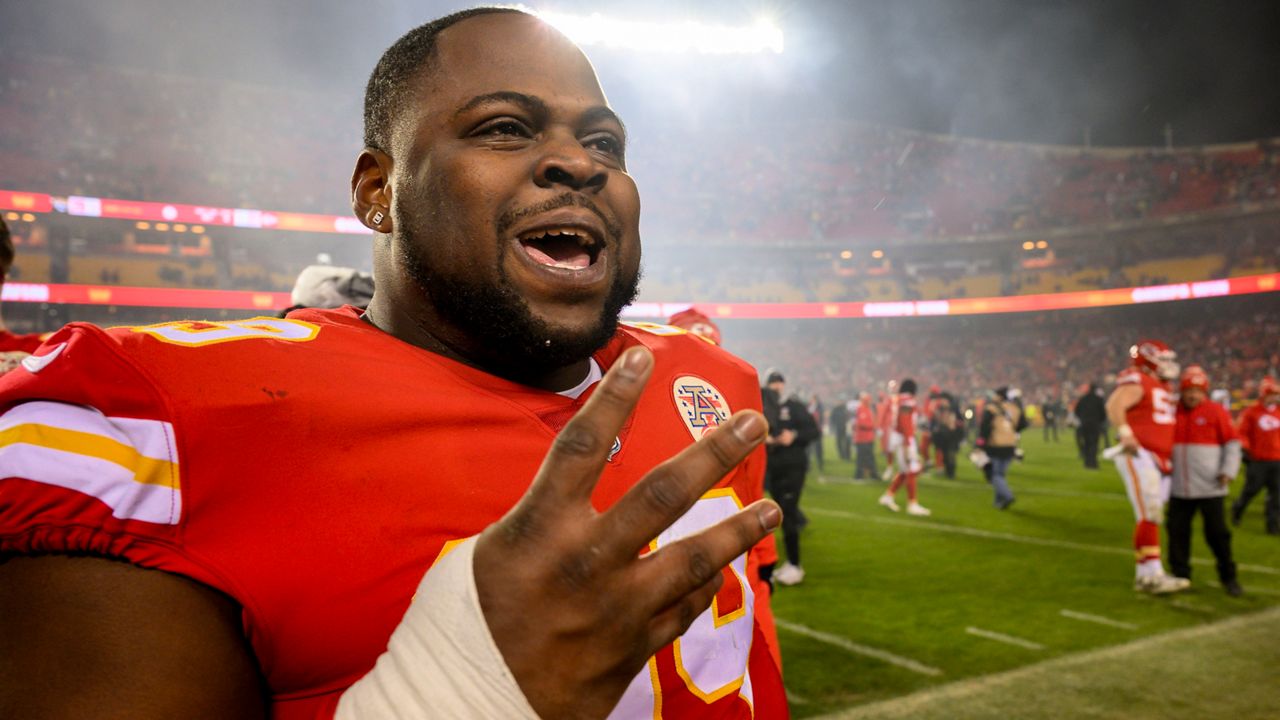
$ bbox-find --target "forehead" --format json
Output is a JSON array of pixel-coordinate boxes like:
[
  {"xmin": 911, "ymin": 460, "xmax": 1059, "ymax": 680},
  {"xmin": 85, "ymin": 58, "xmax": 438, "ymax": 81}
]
[{"xmin": 424, "ymin": 14, "xmax": 608, "ymax": 117}]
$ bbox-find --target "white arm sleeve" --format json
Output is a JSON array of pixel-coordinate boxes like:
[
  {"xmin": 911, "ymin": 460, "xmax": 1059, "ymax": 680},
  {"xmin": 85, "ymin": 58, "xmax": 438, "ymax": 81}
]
[{"xmin": 335, "ymin": 537, "xmax": 541, "ymax": 720}]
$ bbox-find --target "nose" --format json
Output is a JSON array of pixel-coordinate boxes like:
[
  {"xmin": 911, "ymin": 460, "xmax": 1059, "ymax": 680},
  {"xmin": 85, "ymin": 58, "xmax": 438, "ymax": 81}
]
[{"xmin": 534, "ymin": 132, "xmax": 608, "ymax": 193}]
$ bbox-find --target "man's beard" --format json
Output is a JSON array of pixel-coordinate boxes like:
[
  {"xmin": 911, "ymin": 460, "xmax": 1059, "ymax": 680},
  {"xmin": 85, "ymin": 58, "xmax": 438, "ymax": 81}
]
[{"xmin": 396, "ymin": 224, "xmax": 640, "ymax": 383}]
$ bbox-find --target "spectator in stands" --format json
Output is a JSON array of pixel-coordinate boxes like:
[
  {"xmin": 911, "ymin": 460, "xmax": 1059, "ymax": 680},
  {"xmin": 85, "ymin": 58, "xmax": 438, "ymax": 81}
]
[
  {"xmin": 762, "ymin": 370, "xmax": 820, "ymax": 586},
  {"xmin": 853, "ymin": 392, "xmax": 879, "ymax": 480},
  {"xmin": 1168, "ymin": 365, "xmax": 1243, "ymax": 595},
  {"xmin": 1075, "ymin": 383, "xmax": 1107, "ymax": 469},
  {"xmin": 1231, "ymin": 377, "xmax": 1280, "ymax": 534},
  {"xmin": 977, "ymin": 387, "xmax": 1023, "ymax": 509}
]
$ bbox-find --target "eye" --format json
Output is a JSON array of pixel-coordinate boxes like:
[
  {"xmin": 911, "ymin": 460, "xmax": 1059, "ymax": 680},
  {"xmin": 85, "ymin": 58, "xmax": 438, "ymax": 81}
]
[
  {"xmin": 475, "ymin": 119, "xmax": 532, "ymax": 139},
  {"xmin": 584, "ymin": 134, "xmax": 624, "ymax": 161}
]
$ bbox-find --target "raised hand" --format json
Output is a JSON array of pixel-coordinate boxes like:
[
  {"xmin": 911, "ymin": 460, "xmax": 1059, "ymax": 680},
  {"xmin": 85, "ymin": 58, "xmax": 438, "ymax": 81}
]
[{"xmin": 473, "ymin": 346, "xmax": 780, "ymax": 719}]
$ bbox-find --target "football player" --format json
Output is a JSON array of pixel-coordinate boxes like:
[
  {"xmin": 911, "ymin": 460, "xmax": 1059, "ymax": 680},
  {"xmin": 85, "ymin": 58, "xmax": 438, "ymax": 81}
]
[
  {"xmin": 1231, "ymin": 376, "xmax": 1280, "ymax": 533},
  {"xmin": 1105, "ymin": 339, "xmax": 1190, "ymax": 593},
  {"xmin": 878, "ymin": 378, "xmax": 931, "ymax": 516},
  {"xmin": 0, "ymin": 216, "xmax": 50, "ymax": 372},
  {"xmin": 0, "ymin": 9, "xmax": 787, "ymax": 719}
]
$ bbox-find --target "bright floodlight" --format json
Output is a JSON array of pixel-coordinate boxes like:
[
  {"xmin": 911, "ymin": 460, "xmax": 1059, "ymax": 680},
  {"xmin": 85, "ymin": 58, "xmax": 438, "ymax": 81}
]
[{"xmin": 537, "ymin": 10, "xmax": 784, "ymax": 55}]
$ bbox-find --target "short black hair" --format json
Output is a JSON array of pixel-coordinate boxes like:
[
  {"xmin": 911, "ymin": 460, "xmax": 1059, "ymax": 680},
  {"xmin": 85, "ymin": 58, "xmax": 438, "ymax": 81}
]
[
  {"xmin": 899, "ymin": 378, "xmax": 917, "ymax": 395},
  {"xmin": 363, "ymin": 6, "xmax": 530, "ymax": 152},
  {"xmin": 0, "ymin": 216, "xmax": 12, "ymax": 271}
]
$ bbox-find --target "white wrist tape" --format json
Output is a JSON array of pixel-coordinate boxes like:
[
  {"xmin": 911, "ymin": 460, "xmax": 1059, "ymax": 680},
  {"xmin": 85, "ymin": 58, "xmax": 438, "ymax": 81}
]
[
  {"xmin": 336, "ymin": 537, "xmax": 541, "ymax": 720},
  {"xmin": 1117, "ymin": 424, "xmax": 1135, "ymax": 441}
]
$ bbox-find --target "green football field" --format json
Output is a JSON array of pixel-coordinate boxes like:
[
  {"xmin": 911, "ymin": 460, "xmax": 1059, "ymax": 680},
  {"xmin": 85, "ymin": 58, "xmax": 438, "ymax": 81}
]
[{"xmin": 770, "ymin": 432, "xmax": 1280, "ymax": 719}]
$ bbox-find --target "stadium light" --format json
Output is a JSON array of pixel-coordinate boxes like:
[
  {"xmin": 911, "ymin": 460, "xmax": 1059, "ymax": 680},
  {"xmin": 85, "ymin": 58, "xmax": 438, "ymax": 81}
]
[
  {"xmin": 3, "ymin": 212, "xmax": 17, "ymax": 222},
  {"xmin": 136, "ymin": 221, "xmax": 150, "ymax": 230},
  {"xmin": 192, "ymin": 225, "xmax": 206, "ymax": 234},
  {"xmin": 872, "ymin": 249, "xmax": 885, "ymax": 259},
  {"xmin": 536, "ymin": 10, "xmax": 784, "ymax": 54},
  {"xmin": 174, "ymin": 223, "xmax": 188, "ymax": 233},
  {"xmin": 1022, "ymin": 241, "xmax": 1035, "ymax": 250},
  {"xmin": 155, "ymin": 222, "xmax": 170, "ymax": 231},
  {"xmin": 1036, "ymin": 240, "xmax": 1049, "ymax": 250},
  {"xmin": 840, "ymin": 250, "xmax": 853, "ymax": 259},
  {"xmin": 20, "ymin": 213, "xmax": 35, "ymax": 222}
]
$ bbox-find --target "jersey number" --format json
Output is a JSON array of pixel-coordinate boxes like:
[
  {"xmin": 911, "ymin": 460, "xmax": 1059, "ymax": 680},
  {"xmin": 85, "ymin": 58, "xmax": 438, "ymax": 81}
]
[
  {"xmin": 1152, "ymin": 388, "xmax": 1175, "ymax": 425},
  {"xmin": 609, "ymin": 490, "xmax": 756, "ymax": 718},
  {"xmin": 131, "ymin": 318, "xmax": 320, "ymax": 347}
]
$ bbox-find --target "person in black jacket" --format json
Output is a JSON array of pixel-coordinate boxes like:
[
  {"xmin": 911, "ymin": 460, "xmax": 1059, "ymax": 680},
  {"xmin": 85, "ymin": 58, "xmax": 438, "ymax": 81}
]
[
  {"xmin": 762, "ymin": 370, "xmax": 820, "ymax": 586},
  {"xmin": 1075, "ymin": 383, "xmax": 1107, "ymax": 469}
]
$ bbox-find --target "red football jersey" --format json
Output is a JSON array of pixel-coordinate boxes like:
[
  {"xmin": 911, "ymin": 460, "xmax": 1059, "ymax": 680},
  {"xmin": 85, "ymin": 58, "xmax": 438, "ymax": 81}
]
[
  {"xmin": 895, "ymin": 394, "xmax": 917, "ymax": 440},
  {"xmin": 1116, "ymin": 367, "xmax": 1176, "ymax": 470},
  {"xmin": 0, "ymin": 309, "xmax": 786, "ymax": 719},
  {"xmin": 1238, "ymin": 401, "xmax": 1280, "ymax": 461},
  {"xmin": 0, "ymin": 329, "xmax": 46, "ymax": 353}
]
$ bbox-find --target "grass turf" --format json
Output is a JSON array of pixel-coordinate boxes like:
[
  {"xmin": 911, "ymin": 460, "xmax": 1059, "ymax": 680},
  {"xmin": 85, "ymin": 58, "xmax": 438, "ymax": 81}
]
[{"xmin": 769, "ymin": 432, "xmax": 1280, "ymax": 718}]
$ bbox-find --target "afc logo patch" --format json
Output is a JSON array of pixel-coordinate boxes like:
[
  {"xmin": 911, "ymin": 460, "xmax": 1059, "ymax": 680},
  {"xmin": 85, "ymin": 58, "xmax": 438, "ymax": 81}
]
[{"xmin": 672, "ymin": 375, "xmax": 732, "ymax": 440}]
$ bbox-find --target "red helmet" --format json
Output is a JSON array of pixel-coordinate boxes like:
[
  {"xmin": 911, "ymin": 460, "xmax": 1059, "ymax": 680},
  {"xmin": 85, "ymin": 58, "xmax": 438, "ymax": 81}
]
[
  {"xmin": 1130, "ymin": 339, "xmax": 1180, "ymax": 380},
  {"xmin": 667, "ymin": 307, "xmax": 721, "ymax": 346},
  {"xmin": 1260, "ymin": 376, "xmax": 1280, "ymax": 399},
  {"xmin": 1179, "ymin": 364, "xmax": 1209, "ymax": 392}
]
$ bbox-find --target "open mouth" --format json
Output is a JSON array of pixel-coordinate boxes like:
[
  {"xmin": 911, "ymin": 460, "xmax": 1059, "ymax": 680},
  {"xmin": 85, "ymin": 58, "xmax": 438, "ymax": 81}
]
[{"xmin": 516, "ymin": 227, "xmax": 602, "ymax": 271}]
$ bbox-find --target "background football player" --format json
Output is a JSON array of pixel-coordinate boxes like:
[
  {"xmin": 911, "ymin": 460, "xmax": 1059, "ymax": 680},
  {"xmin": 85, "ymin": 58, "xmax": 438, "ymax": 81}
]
[{"xmin": 1105, "ymin": 339, "xmax": 1190, "ymax": 593}]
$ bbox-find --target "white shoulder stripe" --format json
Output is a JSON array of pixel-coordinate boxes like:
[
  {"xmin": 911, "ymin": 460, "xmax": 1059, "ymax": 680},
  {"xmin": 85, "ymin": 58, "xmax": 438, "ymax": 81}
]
[
  {"xmin": 0, "ymin": 444, "xmax": 181, "ymax": 524},
  {"xmin": 0, "ymin": 401, "xmax": 181, "ymax": 525},
  {"xmin": 0, "ymin": 401, "xmax": 177, "ymax": 464}
]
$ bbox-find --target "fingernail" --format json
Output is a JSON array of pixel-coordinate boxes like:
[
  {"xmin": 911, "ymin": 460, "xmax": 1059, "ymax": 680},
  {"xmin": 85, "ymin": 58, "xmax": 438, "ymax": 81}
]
[
  {"xmin": 759, "ymin": 504, "xmax": 782, "ymax": 531},
  {"xmin": 620, "ymin": 347, "xmax": 651, "ymax": 377},
  {"xmin": 732, "ymin": 413, "xmax": 766, "ymax": 442}
]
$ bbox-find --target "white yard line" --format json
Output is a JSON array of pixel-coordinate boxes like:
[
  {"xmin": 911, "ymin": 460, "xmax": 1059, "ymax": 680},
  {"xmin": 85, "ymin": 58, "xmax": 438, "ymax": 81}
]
[
  {"xmin": 964, "ymin": 626, "xmax": 1045, "ymax": 650},
  {"xmin": 817, "ymin": 474, "xmax": 1125, "ymax": 500},
  {"xmin": 1168, "ymin": 599, "xmax": 1216, "ymax": 615},
  {"xmin": 775, "ymin": 618, "xmax": 944, "ymax": 677},
  {"xmin": 786, "ymin": 690, "xmax": 809, "ymax": 706},
  {"xmin": 1207, "ymin": 581, "xmax": 1280, "ymax": 596},
  {"xmin": 808, "ymin": 507, "xmax": 1280, "ymax": 576},
  {"xmin": 1059, "ymin": 609, "xmax": 1138, "ymax": 630},
  {"xmin": 811, "ymin": 606, "xmax": 1280, "ymax": 720}
]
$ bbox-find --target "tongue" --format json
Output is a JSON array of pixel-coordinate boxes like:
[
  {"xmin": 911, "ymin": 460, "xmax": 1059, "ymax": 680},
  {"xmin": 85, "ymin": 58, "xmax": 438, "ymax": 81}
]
[{"xmin": 522, "ymin": 236, "xmax": 591, "ymax": 269}]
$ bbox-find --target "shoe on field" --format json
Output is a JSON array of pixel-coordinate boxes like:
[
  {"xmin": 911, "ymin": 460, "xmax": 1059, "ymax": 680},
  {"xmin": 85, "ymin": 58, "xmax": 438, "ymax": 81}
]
[
  {"xmin": 775, "ymin": 563, "xmax": 805, "ymax": 586},
  {"xmin": 1223, "ymin": 580, "xmax": 1244, "ymax": 597},
  {"xmin": 1134, "ymin": 574, "xmax": 1191, "ymax": 594},
  {"xmin": 906, "ymin": 501, "xmax": 932, "ymax": 517},
  {"xmin": 878, "ymin": 494, "xmax": 900, "ymax": 512}
]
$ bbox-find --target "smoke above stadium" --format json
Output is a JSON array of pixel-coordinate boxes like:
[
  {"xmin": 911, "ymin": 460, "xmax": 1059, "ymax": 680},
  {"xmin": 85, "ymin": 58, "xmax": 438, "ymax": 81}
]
[{"xmin": 2, "ymin": 0, "xmax": 1278, "ymax": 147}]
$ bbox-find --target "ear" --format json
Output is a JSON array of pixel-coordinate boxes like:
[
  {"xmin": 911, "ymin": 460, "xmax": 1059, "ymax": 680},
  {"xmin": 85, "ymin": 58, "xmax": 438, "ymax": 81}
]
[{"xmin": 351, "ymin": 148, "xmax": 394, "ymax": 233}]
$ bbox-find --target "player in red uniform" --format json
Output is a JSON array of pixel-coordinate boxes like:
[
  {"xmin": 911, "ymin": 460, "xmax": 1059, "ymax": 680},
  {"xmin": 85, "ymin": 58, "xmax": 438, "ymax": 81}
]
[
  {"xmin": 1105, "ymin": 339, "xmax": 1190, "ymax": 593},
  {"xmin": 0, "ymin": 9, "xmax": 787, "ymax": 719},
  {"xmin": 0, "ymin": 216, "xmax": 51, "ymax": 372},
  {"xmin": 878, "ymin": 378, "xmax": 931, "ymax": 516},
  {"xmin": 1231, "ymin": 376, "xmax": 1280, "ymax": 533},
  {"xmin": 876, "ymin": 379, "xmax": 899, "ymax": 481}
]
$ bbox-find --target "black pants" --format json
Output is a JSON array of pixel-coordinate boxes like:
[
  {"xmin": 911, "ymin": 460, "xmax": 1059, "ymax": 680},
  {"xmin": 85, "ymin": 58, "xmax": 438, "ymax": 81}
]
[
  {"xmin": 940, "ymin": 445, "xmax": 957, "ymax": 479},
  {"xmin": 1080, "ymin": 425, "xmax": 1101, "ymax": 469},
  {"xmin": 809, "ymin": 438, "xmax": 824, "ymax": 471},
  {"xmin": 1043, "ymin": 421, "xmax": 1058, "ymax": 442},
  {"xmin": 835, "ymin": 433, "xmax": 852, "ymax": 461},
  {"xmin": 766, "ymin": 463, "xmax": 806, "ymax": 566},
  {"xmin": 854, "ymin": 441, "xmax": 878, "ymax": 479},
  {"xmin": 1166, "ymin": 496, "xmax": 1236, "ymax": 583},
  {"xmin": 1233, "ymin": 460, "xmax": 1280, "ymax": 533}
]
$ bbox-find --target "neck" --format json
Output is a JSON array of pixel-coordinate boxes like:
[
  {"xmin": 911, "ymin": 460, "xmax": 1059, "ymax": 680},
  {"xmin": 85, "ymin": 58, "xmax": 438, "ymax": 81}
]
[{"xmin": 362, "ymin": 291, "xmax": 591, "ymax": 393}]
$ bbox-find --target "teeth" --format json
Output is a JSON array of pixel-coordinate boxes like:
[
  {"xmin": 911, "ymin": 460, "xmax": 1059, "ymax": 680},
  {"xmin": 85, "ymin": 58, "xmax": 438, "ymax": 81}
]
[{"xmin": 519, "ymin": 226, "xmax": 594, "ymax": 246}]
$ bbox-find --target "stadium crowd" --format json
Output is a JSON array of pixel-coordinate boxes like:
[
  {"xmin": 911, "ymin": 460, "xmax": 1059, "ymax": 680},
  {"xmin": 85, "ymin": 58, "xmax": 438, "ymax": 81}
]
[{"xmin": 4, "ymin": 53, "xmax": 1280, "ymax": 246}]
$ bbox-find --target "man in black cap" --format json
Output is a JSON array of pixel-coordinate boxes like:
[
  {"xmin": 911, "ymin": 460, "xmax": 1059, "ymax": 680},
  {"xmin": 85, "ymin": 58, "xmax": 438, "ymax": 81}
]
[{"xmin": 762, "ymin": 370, "xmax": 819, "ymax": 586}]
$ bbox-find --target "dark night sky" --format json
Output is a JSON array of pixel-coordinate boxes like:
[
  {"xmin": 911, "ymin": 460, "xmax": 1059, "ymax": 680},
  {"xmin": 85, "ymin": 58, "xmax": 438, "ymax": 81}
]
[{"xmin": 2, "ymin": 0, "xmax": 1279, "ymax": 147}]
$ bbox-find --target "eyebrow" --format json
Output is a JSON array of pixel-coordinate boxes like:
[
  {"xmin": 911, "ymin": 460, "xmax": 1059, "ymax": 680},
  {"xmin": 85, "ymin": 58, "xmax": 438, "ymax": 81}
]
[{"xmin": 454, "ymin": 91, "xmax": 627, "ymax": 142}]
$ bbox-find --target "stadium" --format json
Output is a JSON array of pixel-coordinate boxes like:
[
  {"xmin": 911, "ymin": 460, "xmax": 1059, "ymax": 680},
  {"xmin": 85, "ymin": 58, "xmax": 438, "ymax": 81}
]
[{"xmin": 1, "ymin": 1, "xmax": 1278, "ymax": 718}]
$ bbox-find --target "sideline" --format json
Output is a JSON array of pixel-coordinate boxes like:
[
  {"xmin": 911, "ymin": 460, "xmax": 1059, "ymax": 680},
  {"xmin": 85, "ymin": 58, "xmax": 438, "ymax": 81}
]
[{"xmin": 809, "ymin": 606, "xmax": 1280, "ymax": 719}]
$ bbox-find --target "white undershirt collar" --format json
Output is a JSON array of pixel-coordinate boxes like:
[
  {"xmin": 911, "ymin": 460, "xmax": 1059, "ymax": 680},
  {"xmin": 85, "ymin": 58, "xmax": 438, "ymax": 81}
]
[{"xmin": 556, "ymin": 358, "xmax": 602, "ymax": 400}]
